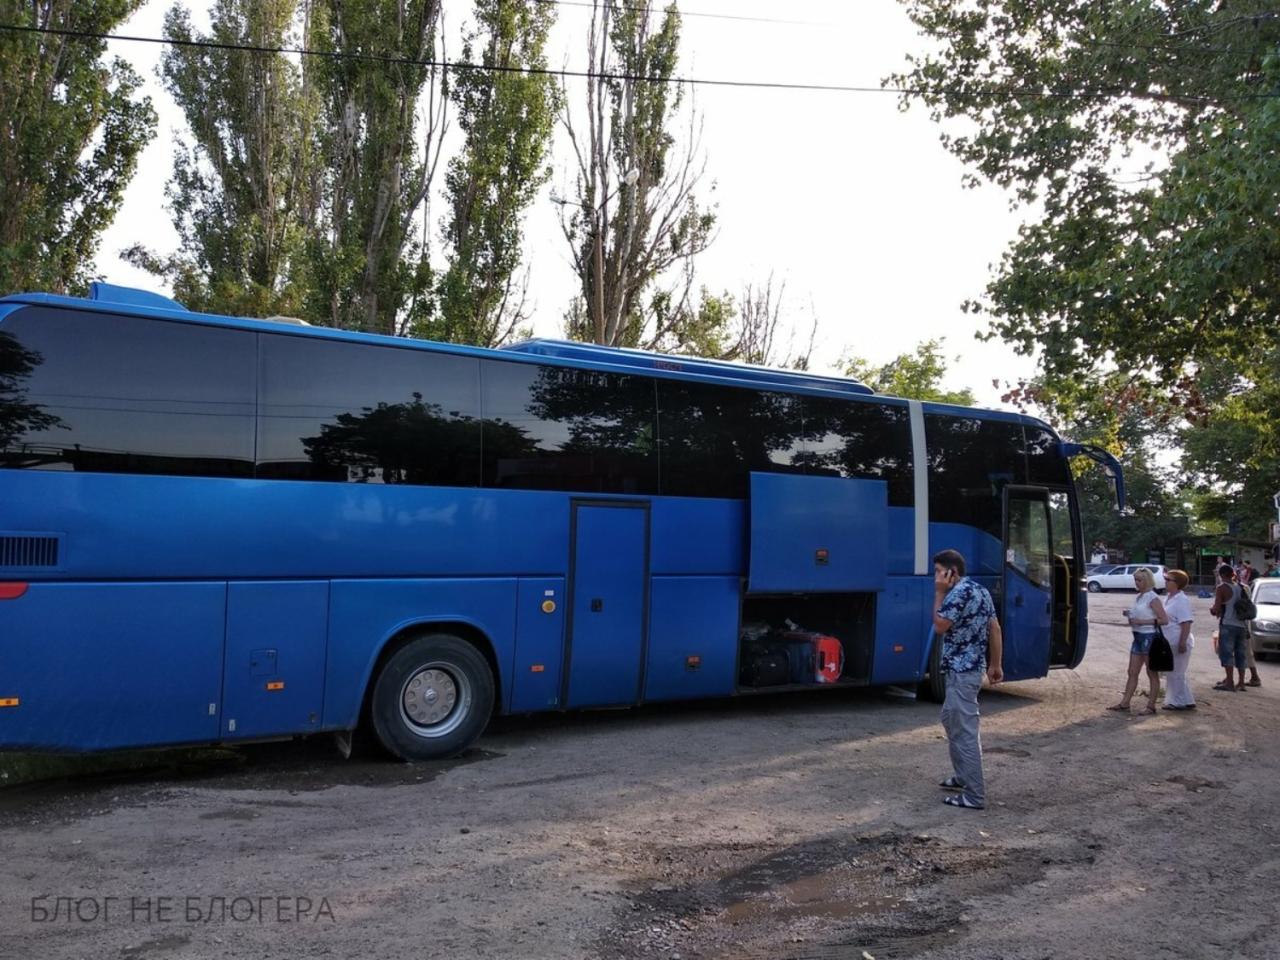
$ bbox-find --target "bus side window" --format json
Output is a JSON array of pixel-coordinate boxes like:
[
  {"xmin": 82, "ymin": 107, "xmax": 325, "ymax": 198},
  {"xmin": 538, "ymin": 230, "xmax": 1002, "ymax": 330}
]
[{"xmin": 0, "ymin": 308, "xmax": 255, "ymax": 477}]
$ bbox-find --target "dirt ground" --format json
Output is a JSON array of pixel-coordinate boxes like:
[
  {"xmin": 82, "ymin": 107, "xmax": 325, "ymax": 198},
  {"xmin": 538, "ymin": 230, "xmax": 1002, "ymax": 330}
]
[{"xmin": 1, "ymin": 591, "xmax": 1278, "ymax": 960}]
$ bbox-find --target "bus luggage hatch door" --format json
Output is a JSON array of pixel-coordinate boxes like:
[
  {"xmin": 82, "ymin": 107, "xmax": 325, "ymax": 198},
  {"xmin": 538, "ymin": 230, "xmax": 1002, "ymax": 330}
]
[
  {"xmin": 1001, "ymin": 486, "xmax": 1053, "ymax": 681},
  {"xmin": 564, "ymin": 502, "xmax": 649, "ymax": 708}
]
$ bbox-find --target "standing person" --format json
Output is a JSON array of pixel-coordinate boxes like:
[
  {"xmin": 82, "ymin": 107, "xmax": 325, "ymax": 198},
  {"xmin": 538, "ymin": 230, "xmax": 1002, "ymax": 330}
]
[
  {"xmin": 1240, "ymin": 560, "xmax": 1255, "ymax": 587},
  {"xmin": 1160, "ymin": 569, "xmax": 1197, "ymax": 711},
  {"xmin": 1210, "ymin": 563, "xmax": 1252, "ymax": 691},
  {"xmin": 1108, "ymin": 567, "xmax": 1169, "ymax": 714},
  {"xmin": 931, "ymin": 548, "xmax": 1003, "ymax": 811}
]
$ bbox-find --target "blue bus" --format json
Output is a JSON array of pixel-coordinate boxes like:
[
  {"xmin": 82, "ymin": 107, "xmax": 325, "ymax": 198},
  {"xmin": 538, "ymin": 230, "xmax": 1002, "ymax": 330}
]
[{"xmin": 0, "ymin": 283, "xmax": 1123, "ymax": 760}]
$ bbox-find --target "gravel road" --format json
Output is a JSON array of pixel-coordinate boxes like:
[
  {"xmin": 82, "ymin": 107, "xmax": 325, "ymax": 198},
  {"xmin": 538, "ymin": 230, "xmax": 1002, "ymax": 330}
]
[{"xmin": 1, "ymin": 590, "xmax": 1277, "ymax": 959}]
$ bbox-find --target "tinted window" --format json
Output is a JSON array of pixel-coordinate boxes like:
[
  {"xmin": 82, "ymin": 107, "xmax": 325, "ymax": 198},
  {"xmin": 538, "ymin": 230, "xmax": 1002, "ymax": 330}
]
[
  {"xmin": 926, "ymin": 414, "xmax": 1027, "ymax": 538},
  {"xmin": 257, "ymin": 335, "xmax": 481, "ymax": 485},
  {"xmin": 481, "ymin": 360, "xmax": 657, "ymax": 494},
  {"xmin": 0, "ymin": 308, "xmax": 254, "ymax": 477},
  {"xmin": 658, "ymin": 381, "xmax": 805, "ymax": 498},
  {"xmin": 801, "ymin": 397, "xmax": 914, "ymax": 506},
  {"xmin": 1025, "ymin": 424, "xmax": 1071, "ymax": 486}
]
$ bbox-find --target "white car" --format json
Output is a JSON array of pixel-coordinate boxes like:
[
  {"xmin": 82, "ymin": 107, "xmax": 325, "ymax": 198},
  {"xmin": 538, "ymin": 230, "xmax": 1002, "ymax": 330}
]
[
  {"xmin": 1085, "ymin": 563, "xmax": 1167, "ymax": 593},
  {"xmin": 1249, "ymin": 579, "xmax": 1280, "ymax": 659}
]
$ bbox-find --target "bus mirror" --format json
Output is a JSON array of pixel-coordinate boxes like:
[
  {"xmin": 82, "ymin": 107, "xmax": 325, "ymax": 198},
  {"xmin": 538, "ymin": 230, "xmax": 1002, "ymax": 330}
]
[{"xmin": 1059, "ymin": 442, "xmax": 1126, "ymax": 512}]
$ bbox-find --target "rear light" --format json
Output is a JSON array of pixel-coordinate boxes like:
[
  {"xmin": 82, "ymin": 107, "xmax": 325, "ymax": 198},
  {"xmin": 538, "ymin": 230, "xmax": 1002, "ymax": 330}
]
[{"xmin": 0, "ymin": 583, "xmax": 29, "ymax": 600}]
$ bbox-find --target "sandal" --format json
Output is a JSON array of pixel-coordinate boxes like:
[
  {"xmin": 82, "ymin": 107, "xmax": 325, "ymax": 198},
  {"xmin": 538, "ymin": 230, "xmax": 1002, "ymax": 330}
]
[
  {"xmin": 1141, "ymin": 706, "xmax": 1157, "ymax": 715},
  {"xmin": 1212, "ymin": 682, "xmax": 1235, "ymax": 692},
  {"xmin": 1248, "ymin": 678, "xmax": 1262, "ymax": 687},
  {"xmin": 1106, "ymin": 703, "xmax": 1130, "ymax": 712},
  {"xmin": 939, "ymin": 776, "xmax": 965, "ymax": 791},
  {"xmin": 1236, "ymin": 684, "xmax": 1247, "ymax": 692},
  {"xmin": 943, "ymin": 794, "xmax": 984, "ymax": 810}
]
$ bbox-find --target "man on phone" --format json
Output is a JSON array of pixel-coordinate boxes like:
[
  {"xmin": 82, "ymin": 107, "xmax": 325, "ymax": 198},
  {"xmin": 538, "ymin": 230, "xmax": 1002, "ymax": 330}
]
[{"xmin": 932, "ymin": 548, "xmax": 1003, "ymax": 811}]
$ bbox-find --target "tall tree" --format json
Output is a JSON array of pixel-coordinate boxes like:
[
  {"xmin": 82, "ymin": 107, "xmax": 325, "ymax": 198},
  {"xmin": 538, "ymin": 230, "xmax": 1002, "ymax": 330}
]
[
  {"xmin": 124, "ymin": 0, "xmax": 320, "ymax": 317},
  {"xmin": 843, "ymin": 339, "xmax": 975, "ymax": 405},
  {"xmin": 890, "ymin": 1, "xmax": 1280, "ymax": 536},
  {"xmin": 421, "ymin": 0, "xmax": 557, "ymax": 347},
  {"xmin": 0, "ymin": 1, "xmax": 156, "ymax": 295},
  {"xmin": 308, "ymin": 0, "xmax": 446, "ymax": 334},
  {"xmin": 559, "ymin": 0, "xmax": 716, "ymax": 348}
]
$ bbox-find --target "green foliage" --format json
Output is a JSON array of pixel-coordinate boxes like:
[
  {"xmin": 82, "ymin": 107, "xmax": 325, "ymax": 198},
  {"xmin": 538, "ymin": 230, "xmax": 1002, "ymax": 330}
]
[
  {"xmin": 891, "ymin": 1, "xmax": 1280, "ymax": 539},
  {"xmin": 841, "ymin": 339, "xmax": 975, "ymax": 405},
  {"xmin": 306, "ymin": 0, "xmax": 441, "ymax": 333},
  {"xmin": 422, "ymin": 0, "xmax": 558, "ymax": 347},
  {"xmin": 561, "ymin": 1, "xmax": 718, "ymax": 348},
  {"xmin": 125, "ymin": 1, "xmax": 319, "ymax": 318},
  {"xmin": 0, "ymin": 0, "xmax": 156, "ymax": 295}
]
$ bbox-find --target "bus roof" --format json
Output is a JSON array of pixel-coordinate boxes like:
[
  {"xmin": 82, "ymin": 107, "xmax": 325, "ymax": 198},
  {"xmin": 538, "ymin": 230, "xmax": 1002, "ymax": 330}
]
[
  {"xmin": 501, "ymin": 338, "xmax": 875, "ymax": 396},
  {"xmin": 0, "ymin": 283, "xmax": 1049, "ymax": 429}
]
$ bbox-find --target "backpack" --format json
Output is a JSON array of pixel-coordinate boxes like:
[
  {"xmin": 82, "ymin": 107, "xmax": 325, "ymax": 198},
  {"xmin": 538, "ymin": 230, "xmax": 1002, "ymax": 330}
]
[{"xmin": 1233, "ymin": 584, "xmax": 1258, "ymax": 621}]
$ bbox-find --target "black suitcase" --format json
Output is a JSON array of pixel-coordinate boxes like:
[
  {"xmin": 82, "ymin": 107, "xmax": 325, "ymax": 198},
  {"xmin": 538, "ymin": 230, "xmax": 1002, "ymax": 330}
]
[{"xmin": 740, "ymin": 644, "xmax": 790, "ymax": 686}]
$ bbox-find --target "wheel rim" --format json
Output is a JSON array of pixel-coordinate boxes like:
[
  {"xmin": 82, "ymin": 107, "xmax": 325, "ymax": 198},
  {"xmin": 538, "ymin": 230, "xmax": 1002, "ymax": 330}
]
[{"xmin": 399, "ymin": 662, "xmax": 472, "ymax": 739}]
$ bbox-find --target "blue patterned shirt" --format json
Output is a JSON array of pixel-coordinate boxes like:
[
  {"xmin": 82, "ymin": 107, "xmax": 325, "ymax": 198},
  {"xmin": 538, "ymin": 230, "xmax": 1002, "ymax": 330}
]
[{"xmin": 937, "ymin": 577, "xmax": 996, "ymax": 674}]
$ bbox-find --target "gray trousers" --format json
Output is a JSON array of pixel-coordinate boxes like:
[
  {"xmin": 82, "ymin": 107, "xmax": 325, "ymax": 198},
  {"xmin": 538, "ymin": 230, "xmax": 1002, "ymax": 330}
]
[{"xmin": 941, "ymin": 669, "xmax": 985, "ymax": 804}]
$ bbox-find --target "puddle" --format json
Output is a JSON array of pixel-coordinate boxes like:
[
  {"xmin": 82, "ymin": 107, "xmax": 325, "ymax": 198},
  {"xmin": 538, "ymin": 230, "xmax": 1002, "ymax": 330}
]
[{"xmin": 723, "ymin": 871, "xmax": 903, "ymax": 924}]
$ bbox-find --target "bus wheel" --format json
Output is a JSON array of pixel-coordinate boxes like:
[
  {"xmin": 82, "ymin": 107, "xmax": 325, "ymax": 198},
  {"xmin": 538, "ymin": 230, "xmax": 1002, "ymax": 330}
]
[
  {"xmin": 370, "ymin": 634, "xmax": 494, "ymax": 761},
  {"xmin": 917, "ymin": 637, "xmax": 946, "ymax": 703}
]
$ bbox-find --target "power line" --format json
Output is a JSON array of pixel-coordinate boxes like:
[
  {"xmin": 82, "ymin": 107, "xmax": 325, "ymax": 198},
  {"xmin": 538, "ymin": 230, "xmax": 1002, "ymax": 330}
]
[
  {"xmin": 0, "ymin": 22, "xmax": 1271, "ymax": 104},
  {"xmin": 530, "ymin": 0, "xmax": 831, "ymax": 27}
]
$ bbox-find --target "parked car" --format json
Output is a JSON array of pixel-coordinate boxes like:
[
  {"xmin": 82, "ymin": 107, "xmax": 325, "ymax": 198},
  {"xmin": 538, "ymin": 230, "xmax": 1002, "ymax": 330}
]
[
  {"xmin": 1249, "ymin": 579, "xmax": 1280, "ymax": 659},
  {"xmin": 1085, "ymin": 563, "xmax": 1167, "ymax": 593}
]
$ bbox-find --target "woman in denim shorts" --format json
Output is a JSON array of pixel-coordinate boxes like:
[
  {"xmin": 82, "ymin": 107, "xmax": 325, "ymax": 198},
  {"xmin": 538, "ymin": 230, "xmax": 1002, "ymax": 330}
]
[{"xmin": 1108, "ymin": 567, "xmax": 1169, "ymax": 714}]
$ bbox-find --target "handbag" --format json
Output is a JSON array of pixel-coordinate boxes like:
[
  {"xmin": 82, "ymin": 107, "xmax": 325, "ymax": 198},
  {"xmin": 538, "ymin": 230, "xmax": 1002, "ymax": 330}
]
[{"xmin": 1147, "ymin": 631, "xmax": 1174, "ymax": 672}]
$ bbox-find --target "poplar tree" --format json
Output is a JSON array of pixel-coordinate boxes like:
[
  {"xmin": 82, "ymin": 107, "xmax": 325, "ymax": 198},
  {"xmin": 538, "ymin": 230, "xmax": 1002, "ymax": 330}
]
[
  {"xmin": 125, "ymin": 0, "xmax": 319, "ymax": 317},
  {"xmin": 307, "ymin": 0, "xmax": 445, "ymax": 334},
  {"xmin": 559, "ymin": 0, "xmax": 717, "ymax": 349},
  {"xmin": 425, "ymin": 0, "xmax": 558, "ymax": 347},
  {"xmin": 0, "ymin": 0, "xmax": 155, "ymax": 295}
]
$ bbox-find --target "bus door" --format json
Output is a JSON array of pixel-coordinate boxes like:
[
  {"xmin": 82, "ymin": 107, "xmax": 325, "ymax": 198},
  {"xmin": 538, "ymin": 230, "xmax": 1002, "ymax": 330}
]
[
  {"xmin": 1001, "ymin": 486, "xmax": 1053, "ymax": 681},
  {"xmin": 563, "ymin": 501, "xmax": 649, "ymax": 708}
]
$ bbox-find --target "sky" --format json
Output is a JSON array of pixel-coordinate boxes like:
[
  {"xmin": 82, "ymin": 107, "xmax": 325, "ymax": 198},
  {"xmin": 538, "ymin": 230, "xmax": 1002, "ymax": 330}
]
[{"xmin": 98, "ymin": 0, "xmax": 1038, "ymax": 407}]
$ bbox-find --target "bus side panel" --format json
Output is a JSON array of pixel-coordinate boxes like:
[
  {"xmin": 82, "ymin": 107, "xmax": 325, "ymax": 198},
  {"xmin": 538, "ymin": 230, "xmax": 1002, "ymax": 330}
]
[
  {"xmin": 222, "ymin": 581, "xmax": 329, "ymax": 740},
  {"xmin": 509, "ymin": 577, "xmax": 567, "ymax": 713},
  {"xmin": 0, "ymin": 582, "xmax": 225, "ymax": 751},
  {"xmin": 871, "ymin": 576, "xmax": 933, "ymax": 686},
  {"xmin": 322, "ymin": 578, "xmax": 518, "ymax": 729},
  {"xmin": 649, "ymin": 499, "xmax": 744, "ymax": 575},
  {"xmin": 0, "ymin": 473, "xmax": 572, "ymax": 581},
  {"xmin": 928, "ymin": 522, "xmax": 1003, "ymax": 578},
  {"xmin": 644, "ymin": 576, "xmax": 740, "ymax": 702}
]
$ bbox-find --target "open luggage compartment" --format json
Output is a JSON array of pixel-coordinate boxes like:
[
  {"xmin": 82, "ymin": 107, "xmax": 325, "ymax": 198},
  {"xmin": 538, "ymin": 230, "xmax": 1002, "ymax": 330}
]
[{"xmin": 737, "ymin": 592, "xmax": 876, "ymax": 690}]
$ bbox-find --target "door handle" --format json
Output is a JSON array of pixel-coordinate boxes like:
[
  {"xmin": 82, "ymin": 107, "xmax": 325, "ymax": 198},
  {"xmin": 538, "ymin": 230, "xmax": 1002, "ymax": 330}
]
[{"xmin": 590, "ymin": 598, "xmax": 603, "ymax": 612}]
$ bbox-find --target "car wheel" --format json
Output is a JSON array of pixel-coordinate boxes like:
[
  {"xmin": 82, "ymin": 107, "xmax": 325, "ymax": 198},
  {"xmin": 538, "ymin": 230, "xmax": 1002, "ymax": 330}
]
[
  {"xmin": 1087, "ymin": 581, "xmax": 1102, "ymax": 593},
  {"xmin": 370, "ymin": 633, "xmax": 495, "ymax": 761}
]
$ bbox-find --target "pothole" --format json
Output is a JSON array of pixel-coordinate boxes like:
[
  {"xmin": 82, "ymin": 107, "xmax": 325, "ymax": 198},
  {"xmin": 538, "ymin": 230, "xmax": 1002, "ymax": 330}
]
[{"xmin": 598, "ymin": 832, "xmax": 1063, "ymax": 959}]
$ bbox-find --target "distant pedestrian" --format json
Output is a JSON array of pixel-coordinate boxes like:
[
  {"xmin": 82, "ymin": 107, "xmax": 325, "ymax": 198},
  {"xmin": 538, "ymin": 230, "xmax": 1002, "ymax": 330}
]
[
  {"xmin": 1108, "ymin": 567, "xmax": 1169, "ymax": 714},
  {"xmin": 1266, "ymin": 561, "xmax": 1280, "ymax": 578},
  {"xmin": 1210, "ymin": 563, "xmax": 1256, "ymax": 691},
  {"xmin": 1160, "ymin": 570, "xmax": 1197, "ymax": 711},
  {"xmin": 931, "ymin": 549, "xmax": 1003, "ymax": 811},
  {"xmin": 1241, "ymin": 561, "xmax": 1256, "ymax": 586}
]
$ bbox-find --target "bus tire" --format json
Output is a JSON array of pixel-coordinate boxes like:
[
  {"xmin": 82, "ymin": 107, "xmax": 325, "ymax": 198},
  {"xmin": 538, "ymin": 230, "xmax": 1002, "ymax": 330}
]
[
  {"xmin": 369, "ymin": 633, "xmax": 494, "ymax": 761},
  {"xmin": 918, "ymin": 637, "xmax": 946, "ymax": 703}
]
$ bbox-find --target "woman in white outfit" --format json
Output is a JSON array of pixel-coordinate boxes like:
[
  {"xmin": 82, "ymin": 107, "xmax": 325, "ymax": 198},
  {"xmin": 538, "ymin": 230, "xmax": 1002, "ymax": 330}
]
[
  {"xmin": 1161, "ymin": 569, "xmax": 1196, "ymax": 710},
  {"xmin": 1108, "ymin": 567, "xmax": 1169, "ymax": 714}
]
